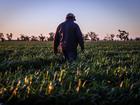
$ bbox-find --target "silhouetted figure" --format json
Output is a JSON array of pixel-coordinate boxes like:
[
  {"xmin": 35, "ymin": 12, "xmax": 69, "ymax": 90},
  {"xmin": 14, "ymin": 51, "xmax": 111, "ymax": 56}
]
[{"xmin": 54, "ymin": 13, "xmax": 84, "ymax": 62}]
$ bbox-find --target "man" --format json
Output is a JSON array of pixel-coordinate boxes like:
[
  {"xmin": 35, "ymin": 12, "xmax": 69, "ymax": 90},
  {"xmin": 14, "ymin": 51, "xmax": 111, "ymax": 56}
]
[{"xmin": 54, "ymin": 13, "xmax": 84, "ymax": 62}]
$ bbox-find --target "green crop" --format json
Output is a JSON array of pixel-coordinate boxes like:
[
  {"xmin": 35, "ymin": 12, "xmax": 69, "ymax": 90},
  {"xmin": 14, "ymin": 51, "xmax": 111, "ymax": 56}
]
[{"xmin": 0, "ymin": 41, "xmax": 140, "ymax": 105}]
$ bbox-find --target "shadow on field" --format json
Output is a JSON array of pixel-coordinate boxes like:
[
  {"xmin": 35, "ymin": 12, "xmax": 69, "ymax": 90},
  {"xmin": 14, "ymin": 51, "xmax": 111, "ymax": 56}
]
[
  {"xmin": 0, "ymin": 56, "xmax": 64, "ymax": 71},
  {"xmin": 1, "ymin": 94, "xmax": 140, "ymax": 105}
]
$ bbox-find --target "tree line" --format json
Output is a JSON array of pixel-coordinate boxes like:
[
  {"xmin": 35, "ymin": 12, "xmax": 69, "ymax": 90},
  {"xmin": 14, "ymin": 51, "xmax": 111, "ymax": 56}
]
[
  {"xmin": 0, "ymin": 29, "xmax": 140, "ymax": 42},
  {"xmin": 84, "ymin": 29, "xmax": 130, "ymax": 41},
  {"xmin": 0, "ymin": 32, "xmax": 54, "ymax": 42}
]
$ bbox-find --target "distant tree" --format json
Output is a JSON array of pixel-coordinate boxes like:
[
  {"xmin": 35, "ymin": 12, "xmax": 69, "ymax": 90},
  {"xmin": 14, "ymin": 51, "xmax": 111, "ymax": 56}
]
[
  {"xmin": 0, "ymin": 33, "xmax": 5, "ymax": 42},
  {"xmin": 104, "ymin": 34, "xmax": 115, "ymax": 41},
  {"xmin": 48, "ymin": 32, "xmax": 55, "ymax": 41},
  {"xmin": 135, "ymin": 37, "xmax": 140, "ymax": 41},
  {"xmin": 87, "ymin": 32, "xmax": 99, "ymax": 41},
  {"xmin": 24, "ymin": 36, "xmax": 30, "ymax": 41},
  {"xmin": 6, "ymin": 33, "xmax": 13, "ymax": 41},
  {"xmin": 31, "ymin": 36, "xmax": 38, "ymax": 41},
  {"xmin": 104, "ymin": 35, "xmax": 110, "ymax": 41},
  {"xmin": 20, "ymin": 34, "xmax": 25, "ymax": 41},
  {"xmin": 84, "ymin": 34, "xmax": 90, "ymax": 40},
  {"xmin": 116, "ymin": 29, "xmax": 129, "ymax": 41},
  {"xmin": 19, "ymin": 34, "xmax": 30, "ymax": 41},
  {"xmin": 17, "ymin": 37, "xmax": 20, "ymax": 41},
  {"xmin": 110, "ymin": 34, "xmax": 115, "ymax": 40},
  {"xmin": 39, "ymin": 34, "xmax": 45, "ymax": 41}
]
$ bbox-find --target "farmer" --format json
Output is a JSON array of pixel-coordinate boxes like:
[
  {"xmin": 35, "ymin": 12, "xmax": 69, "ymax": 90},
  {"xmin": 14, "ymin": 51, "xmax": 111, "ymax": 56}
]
[{"xmin": 54, "ymin": 13, "xmax": 84, "ymax": 62}]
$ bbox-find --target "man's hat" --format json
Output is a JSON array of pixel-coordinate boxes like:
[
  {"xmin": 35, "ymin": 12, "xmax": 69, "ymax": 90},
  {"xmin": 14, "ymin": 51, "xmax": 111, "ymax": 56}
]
[{"xmin": 66, "ymin": 13, "xmax": 76, "ymax": 21}]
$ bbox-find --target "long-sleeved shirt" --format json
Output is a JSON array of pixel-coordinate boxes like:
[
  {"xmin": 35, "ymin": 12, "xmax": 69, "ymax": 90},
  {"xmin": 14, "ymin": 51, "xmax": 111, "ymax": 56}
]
[{"xmin": 54, "ymin": 20, "xmax": 84, "ymax": 52}]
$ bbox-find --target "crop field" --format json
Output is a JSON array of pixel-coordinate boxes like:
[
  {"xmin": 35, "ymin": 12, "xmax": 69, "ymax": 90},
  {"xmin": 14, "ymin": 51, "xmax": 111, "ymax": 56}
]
[{"xmin": 0, "ymin": 41, "xmax": 140, "ymax": 105}]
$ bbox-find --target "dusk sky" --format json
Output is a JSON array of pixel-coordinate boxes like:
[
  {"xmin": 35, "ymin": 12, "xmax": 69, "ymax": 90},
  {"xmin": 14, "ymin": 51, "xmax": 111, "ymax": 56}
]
[{"xmin": 0, "ymin": 0, "xmax": 140, "ymax": 39}]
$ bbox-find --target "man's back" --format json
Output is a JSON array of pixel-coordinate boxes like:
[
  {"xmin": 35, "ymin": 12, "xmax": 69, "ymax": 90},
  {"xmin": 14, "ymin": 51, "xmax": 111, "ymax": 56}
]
[
  {"xmin": 60, "ymin": 20, "xmax": 81, "ymax": 51},
  {"xmin": 53, "ymin": 13, "xmax": 84, "ymax": 62},
  {"xmin": 54, "ymin": 20, "xmax": 84, "ymax": 52}
]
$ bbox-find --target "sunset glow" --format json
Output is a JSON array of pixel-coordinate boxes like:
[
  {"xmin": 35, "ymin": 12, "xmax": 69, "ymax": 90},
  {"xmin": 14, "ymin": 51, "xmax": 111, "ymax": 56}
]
[{"xmin": 0, "ymin": 0, "xmax": 140, "ymax": 39}]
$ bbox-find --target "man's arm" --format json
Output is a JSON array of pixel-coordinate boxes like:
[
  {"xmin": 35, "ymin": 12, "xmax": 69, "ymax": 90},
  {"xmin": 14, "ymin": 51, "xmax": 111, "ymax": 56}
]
[
  {"xmin": 54, "ymin": 25, "xmax": 61, "ymax": 54},
  {"xmin": 76, "ymin": 24, "xmax": 84, "ymax": 51}
]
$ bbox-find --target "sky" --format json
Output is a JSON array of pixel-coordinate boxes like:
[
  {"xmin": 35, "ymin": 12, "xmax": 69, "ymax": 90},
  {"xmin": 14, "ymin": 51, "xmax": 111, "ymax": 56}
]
[{"xmin": 0, "ymin": 0, "xmax": 140, "ymax": 39}]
